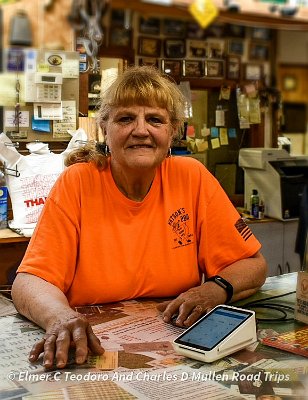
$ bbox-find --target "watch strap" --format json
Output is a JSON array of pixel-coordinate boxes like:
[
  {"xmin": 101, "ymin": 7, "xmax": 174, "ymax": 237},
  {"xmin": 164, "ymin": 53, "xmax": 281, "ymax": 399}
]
[{"xmin": 204, "ymin": 275, "xmax": 233, "ymax": 303}]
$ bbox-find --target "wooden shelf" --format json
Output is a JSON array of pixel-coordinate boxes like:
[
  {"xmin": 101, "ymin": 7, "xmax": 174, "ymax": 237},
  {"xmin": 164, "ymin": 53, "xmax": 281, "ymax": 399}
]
[
  {"xmin": 0, "ymin": 229, "xmax": 30, "ymax": 244},
  {"xmin": 110, "ymin": 0, "xmax": 308, "ymax": 31}
]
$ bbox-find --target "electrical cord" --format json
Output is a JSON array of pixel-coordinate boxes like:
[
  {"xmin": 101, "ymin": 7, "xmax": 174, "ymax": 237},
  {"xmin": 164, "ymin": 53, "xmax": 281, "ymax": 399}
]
[{"xmin": 241, "ymin": 290, "xmax": 296, "ymax": 323}]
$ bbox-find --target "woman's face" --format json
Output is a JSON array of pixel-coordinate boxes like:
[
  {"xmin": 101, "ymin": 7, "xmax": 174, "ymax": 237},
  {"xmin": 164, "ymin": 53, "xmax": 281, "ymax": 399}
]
[{"xmin": 105, "ymin": 105, "xmax": 174, "ymax": 172}]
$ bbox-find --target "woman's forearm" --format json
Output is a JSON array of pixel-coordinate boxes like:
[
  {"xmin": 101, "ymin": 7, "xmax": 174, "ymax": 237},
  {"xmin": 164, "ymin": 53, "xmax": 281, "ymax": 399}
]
[
  {"xmin": 11, "ymin": 272, "xmax": 77, "ymax": 330},
  {"xmin": 217, "ymin": 251, "xmax": 268, "ymax": 302}
]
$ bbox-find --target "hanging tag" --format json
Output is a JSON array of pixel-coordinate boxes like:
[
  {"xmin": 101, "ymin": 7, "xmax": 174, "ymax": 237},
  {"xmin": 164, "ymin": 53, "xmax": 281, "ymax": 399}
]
[
  {"xmin": 189, "ymin": 0, "xmax": 219, "ymax": 29},
  {"xmin": 215, "ymin": 107, "xmax": 225, "ymax": 127}
]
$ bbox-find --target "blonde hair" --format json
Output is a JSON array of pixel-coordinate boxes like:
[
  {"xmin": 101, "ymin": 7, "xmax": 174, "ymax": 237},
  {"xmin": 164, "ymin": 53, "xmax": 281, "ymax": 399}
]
[
  {"xmin": 65, "ymin": 66, "xmax": 186, "ymax": 168},
  {"xmin": 98, "ymin": 65, "xmax": 185, "ymax": 137}
]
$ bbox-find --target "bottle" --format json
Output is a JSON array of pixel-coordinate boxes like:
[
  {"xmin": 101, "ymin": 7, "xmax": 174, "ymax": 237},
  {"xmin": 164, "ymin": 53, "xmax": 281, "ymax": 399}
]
[
  {"xmin": 250, "ymin": 189, "xmax": 259, "ymax": 219},
  {"xmin": 258, "ymin": 200, "xmax": 265, "ymax": 220},
  {"xmin": 0, "ymin": 171, "xmax": 8, "ymax": 229}
]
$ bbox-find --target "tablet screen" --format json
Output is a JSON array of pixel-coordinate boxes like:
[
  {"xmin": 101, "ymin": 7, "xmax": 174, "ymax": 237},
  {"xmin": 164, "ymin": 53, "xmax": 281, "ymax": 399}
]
[{"xmin": 175, "ymin": 306, "xmax": 252, "ymax": 351}]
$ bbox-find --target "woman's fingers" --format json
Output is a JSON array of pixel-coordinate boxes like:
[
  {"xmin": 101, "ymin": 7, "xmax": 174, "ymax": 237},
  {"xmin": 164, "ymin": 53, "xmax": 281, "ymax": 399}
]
[
  {"xmin": 28, "ymin": 314, "xmax": 104, "ymax": 368},
  {"xmin": 42, "ymin": 334, "xmax": 57, "ymax": 368},
  {"xmin": 86, "ymin": 325, "xmax": 105, "ymax": 356}
]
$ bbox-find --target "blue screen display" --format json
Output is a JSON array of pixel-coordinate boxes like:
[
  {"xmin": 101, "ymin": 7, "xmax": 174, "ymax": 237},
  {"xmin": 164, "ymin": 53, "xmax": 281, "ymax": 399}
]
[{"xmin": 177, "ymin": 308, "xmax": 250, "ymax": 350}]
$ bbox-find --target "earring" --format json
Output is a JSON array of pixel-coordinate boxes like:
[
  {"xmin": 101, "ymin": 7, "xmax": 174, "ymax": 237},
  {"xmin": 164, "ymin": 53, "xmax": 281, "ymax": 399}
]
[
  {"xmin": 167, "ymin": 148, "xmax": 172, "ymax": 158},
  {"xmin": 104, "ymin": 144, "xmax": 110, "ymax": 156}
]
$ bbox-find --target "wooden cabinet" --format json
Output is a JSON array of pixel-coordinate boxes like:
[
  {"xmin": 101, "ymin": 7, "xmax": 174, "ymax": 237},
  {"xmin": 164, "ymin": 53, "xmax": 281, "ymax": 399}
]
[
  {"xmin": 249, "ymin": 220, "xmax": 301, "ymax": 277},
  {"xmin": 0, "ymin": 230, "xmax": 30, "ymax": 285}
]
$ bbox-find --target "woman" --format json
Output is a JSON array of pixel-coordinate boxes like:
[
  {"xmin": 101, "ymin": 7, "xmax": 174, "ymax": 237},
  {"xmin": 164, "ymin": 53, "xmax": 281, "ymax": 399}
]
[{"xmin": 12, "ymin": 66, "xmax": 267, "ymax": 369}]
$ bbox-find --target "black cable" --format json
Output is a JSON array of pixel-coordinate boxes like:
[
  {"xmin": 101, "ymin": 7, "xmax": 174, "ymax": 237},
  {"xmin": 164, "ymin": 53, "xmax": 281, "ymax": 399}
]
[{"xmin": 241, "ymin": 290, "xmax": 296, "ymax": 323}]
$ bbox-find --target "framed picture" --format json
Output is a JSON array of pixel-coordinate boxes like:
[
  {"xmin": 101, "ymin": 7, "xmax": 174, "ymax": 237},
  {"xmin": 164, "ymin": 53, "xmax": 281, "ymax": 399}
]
[
  {"xmin": 282, "ymin": 75, "xmax": 297, "ymax": 91},
  {"xmin": 244, "ymin": 63, "xmax": 263, "ymax": 80},
  {"xmin": 186, "ymin": 21, "xmax": 205, "ymax": 39},
  {"xmin": 207, "ymin": 39, "xmax": 225, "ymax": 58},
  {"xmin": 187, "ymin": 40, "xmax": 207, "ymax": 58},
  {"xmin": 139, "ymin": 17, "xmax": 161, "ymax": 35},
  {"xmin": 163, "ymin": 19, "xmax": 186, "ymax": 37},
  {"xmin": 138, "ymin": 57, "xmax": 159, "ymax": 67},
  {"xmin": 205, "ymin": 60, "xmax": 225, "ymax": 78},
  {"xmin": 226, "ymin": 24, "xmax": 246, "ymax": 38},
  {"xmin": 161, "ymin": 59, "xmax": 182, "ymax": 77},
  {"xmin": 226, "ymin": 55, "xmax": 241, "ymax": 80},
  {"xmin": 249, "ymin": 42, "xmax": 270, "ymax": 61},
  {"xmin": 164, "ymin": 39, "xmax": 186, "ymax": 58},
  {"xmin": 138, "ymin": 37, "xmax": 161, "ymax": 57},
  {"xmin": 183, "ymin": 60, "xmax": 204, "ymax": 78},
  {"xmin": 109, "ymin": 28, "xmax": 132, "ymax": 47},
  {"xmin": 110, "ymin": 9, "xmax": 125, "ymax": 26},
  {"xmin": 251, "ymin": 27, "xmax": 271, "ymax": 41},
  {"xmin": 204, "ymin": 23, "xmax": 226, "ymax": 38},
  {"xmin": 227, "ymin": 39, "xmax": 245, "ymax": 56}
]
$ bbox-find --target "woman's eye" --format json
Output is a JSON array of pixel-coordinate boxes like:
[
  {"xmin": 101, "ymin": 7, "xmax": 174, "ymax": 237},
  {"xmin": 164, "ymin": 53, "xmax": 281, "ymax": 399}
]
[
  {"xmin": 118, "ymin": 116, "xmax": 133, "ymax": 123},
  {"xmin": 148, "ymin": 117, "xmax": 163, "ymax": 124}
]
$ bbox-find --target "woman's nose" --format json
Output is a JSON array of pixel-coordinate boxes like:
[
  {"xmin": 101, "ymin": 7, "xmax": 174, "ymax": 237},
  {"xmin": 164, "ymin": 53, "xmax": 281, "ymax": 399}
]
[{"xmin": 132, "ymin": 118, "xmax": 149, "ymax": 136}]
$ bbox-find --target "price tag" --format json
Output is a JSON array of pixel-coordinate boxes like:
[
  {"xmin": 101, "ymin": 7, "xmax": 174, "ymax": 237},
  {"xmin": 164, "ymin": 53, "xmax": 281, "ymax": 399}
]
[{"xmin": 189, "ymin": 0, "xmax": 218, "ymax": 29}]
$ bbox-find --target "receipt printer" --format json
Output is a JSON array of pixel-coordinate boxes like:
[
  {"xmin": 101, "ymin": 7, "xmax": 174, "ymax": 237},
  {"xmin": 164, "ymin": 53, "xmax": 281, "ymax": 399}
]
[{"xmin": 239, "ymin": 148, "xmax": 308, "ymax": 220}]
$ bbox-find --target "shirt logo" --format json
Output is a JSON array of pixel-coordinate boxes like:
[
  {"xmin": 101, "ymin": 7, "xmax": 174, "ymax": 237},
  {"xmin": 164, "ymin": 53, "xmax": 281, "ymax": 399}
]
[
  {"xmin": 235, "ymin": 218, "xmax": 252, "ymax": 241},
  {"xmin": 168, "ymin": 208, "xmax": 194, "ymax": 248}
]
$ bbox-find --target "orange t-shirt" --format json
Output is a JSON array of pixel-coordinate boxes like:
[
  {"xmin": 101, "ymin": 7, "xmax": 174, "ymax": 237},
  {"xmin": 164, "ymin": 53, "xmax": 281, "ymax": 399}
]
[{"xmin": 17, "ymin": 156, "xmax": 261, "ymax": 306}]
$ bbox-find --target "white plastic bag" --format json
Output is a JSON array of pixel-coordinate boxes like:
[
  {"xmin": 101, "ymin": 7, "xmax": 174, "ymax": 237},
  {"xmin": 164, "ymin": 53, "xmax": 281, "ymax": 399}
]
[{"xmin": 0, "ymin": 129, "xmax": 88, "ymax": 236}]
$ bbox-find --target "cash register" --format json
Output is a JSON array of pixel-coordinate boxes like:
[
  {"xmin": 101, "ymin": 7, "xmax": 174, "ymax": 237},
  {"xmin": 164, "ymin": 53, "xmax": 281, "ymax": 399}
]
[{"xmin": 239, "ymin": 148, "xmax": 308, "ymax": 220}]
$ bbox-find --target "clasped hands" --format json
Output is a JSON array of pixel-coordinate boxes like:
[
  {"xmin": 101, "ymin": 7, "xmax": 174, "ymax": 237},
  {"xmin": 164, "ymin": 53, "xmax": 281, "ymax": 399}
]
[{"xmin": 30, "ymin": 283, "xmax": 225, "ymax": 369}]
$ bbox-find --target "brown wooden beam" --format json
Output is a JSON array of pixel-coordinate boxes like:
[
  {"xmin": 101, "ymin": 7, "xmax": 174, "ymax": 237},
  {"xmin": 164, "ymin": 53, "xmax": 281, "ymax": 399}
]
[{"xmin": 110, "ymin": 0, "xmax": 308, "ymax": 31}]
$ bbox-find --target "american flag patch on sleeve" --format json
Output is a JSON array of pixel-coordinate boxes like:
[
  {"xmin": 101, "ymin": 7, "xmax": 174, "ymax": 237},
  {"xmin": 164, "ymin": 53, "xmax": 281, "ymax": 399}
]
[{"xmin": 235, "ymin": 218, "xmax": 253, "ymax": 241}]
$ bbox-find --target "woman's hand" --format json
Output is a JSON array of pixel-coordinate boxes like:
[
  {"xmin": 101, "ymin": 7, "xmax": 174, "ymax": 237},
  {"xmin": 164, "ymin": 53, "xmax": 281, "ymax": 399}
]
[
  {"xmin": 29, "ymin": 312, "xmax": 105, "ymax": 369},
  {"xmin": 157, "ymin": 282, "xmax": 227, "ymax": 328}
]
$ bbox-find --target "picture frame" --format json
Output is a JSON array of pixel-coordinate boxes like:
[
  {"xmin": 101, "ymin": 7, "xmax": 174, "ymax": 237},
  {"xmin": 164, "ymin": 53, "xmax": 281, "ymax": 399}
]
[
  {"xmin": 226, "ymin": 55, "xmax": 241, "ymax": 80},
  {"xmin": 204, "ymin": 23, "xmax": 226, "ymax": 38},
  {"xmin": 161, "ymin": 59, "xmax": 182, "ymax": 77},
  {"xmin": 205, "ymin": 60, "xmax": 225, "ymax": 78},
  {"xmin": 207, "ymin": 39, "xmax": 225, "ymax": 58},
  {"xmin": 164, "ymin": 39, "xmax": 186, "ymax": 58},
  {"xmin": 182, "ymin": 60, "xmax": 204, "ymax": 78},
  {"xmin": 251, "ymin": 27, "xmax": 271, "ymax": 41},
  {"xmin": 108, "ymin": 28, "xmax": 132, "ymax": 48},
  {"xmin": 227, "ymin": 39, "xmax": 245, "ymax": 56},
  {"xmin": 226, "ymin": 24, "xmax": 246, "ymax": 38},
  {"xmin": 110, "ymin": 9, "xmax": 126, "ymax": 26},
  {"xmin": 187, "ymin": 39, "xmax": 207, "ymax": 58},
  {"xmin": 282, "ymin": 75, "xmax": 297, "ymax": 91},
  {"xmin": 186, "ymin": 21, "xmax": 205, "ymax": 39},
  {"xmin": 163, "ymin": 19, "xmax": 186, "ymax": 37},
  {"xmin": 244, "ymin": 63, "xmax": 263, "ymax": 80},
  {"xmin": 139, "ymin": 17, "xmax": 161, "ymax": 35},
  {"xmin": 138, "ymin": 37, "xmax": 161, "ymax": 57},
  {"xmin": 249, "ymin": 42, "xmax": 270, "ymax": 61},
  {"xmin": 138, "ymin": 57, "xmax": 159, "ymax": 68}
]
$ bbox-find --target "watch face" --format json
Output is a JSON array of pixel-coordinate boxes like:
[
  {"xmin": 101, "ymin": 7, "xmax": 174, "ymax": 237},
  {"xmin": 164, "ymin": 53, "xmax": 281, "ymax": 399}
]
[{"xmin": 207, "ymin": 276, "xmax": 233, "ymax": 303}]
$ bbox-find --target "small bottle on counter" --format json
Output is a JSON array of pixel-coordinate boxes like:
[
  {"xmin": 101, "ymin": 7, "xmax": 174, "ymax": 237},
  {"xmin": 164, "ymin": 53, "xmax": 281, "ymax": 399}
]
[
  {"xmin": 250, "ymin": 189, "xmax": 259, "ymax": 219},
  {"xmin": 0, "ymin": 171, "xmax": 8, "ymax": 229},
  {"xmin": 258, "ymin": 200, "xmax": 265, "ymax": 219}
]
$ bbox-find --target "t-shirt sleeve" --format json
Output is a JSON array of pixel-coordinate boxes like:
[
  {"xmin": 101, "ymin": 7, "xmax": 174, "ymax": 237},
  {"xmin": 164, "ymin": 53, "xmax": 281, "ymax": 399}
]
[
  {"xmin": 197, "ymin": 168, "xmax": 261, "ymax": 277},
  {"xmin": 16, "ymin": 167, "xmax": 81, "ymax": 294}
]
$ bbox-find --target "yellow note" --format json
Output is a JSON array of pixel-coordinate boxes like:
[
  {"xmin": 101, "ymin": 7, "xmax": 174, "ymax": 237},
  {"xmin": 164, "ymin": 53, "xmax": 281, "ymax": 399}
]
[
  {"xmin": 220, "ymin": 128, "xmax": 229, "ymax": 145},
  {"xmin": 189, "ymin": 0, "xmax": 219, "ymax": 29},
  {"xmin": 211, "ymin": 137, "xmax": 220, "ymax": 149}
]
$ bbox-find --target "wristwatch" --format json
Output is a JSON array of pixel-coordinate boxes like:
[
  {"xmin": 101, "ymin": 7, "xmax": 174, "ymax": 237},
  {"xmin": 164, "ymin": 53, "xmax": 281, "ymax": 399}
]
[{"xmin": 204, "ymin": 275, "xmax": 233, "ymax": 303}]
